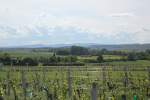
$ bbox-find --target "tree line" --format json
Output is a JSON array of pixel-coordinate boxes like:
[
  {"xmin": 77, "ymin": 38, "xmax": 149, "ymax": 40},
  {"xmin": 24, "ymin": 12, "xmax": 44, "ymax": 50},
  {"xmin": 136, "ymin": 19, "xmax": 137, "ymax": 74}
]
[
  {"xmin": 0, "ymin": 46, "xmax": 150, "ymax": 66},
  {"xmin": 0, "ymin": 53, "xmax": 81, "ymax": 66}
]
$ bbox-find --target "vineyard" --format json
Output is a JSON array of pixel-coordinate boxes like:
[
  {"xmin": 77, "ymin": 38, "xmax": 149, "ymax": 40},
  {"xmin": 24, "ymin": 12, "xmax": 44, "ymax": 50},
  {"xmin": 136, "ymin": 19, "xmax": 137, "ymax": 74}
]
[{"xmin": 0, "ymin": 65, "xmax": 149, "ymax": 100}]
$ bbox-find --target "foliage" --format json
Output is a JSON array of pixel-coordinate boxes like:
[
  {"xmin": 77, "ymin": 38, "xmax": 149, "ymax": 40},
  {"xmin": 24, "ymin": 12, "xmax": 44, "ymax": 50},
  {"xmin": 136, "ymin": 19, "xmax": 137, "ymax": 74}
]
[
  {"xmin": 70, "ymin": 46, "xmax": 89, "ymax": 55},
  {"xmin": 0, "ymin": 65, "xmax": 150, "ymax": 99},
  {"xmin": 127, "ymin": 52, "xmax": 137, "ymax": 61},
  {"xmin": 56, "ymin": 49, "xmax": 70, "ymax": 55},
  {"xmin": 97, "ymin": 54, "xmax": 104, "ymax": 63}
]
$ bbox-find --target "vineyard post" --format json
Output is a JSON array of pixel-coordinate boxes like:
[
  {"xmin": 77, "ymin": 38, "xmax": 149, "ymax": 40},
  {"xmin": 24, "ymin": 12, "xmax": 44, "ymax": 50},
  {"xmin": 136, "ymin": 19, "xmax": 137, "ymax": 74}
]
[
  {"xmin": 102, "ymin": 66, "xmax": 106, "ymax": 86},
  {"xmin": 67, "ymin": 66, "xmax": 72, "ymax": 98},
  {"xmin": 10, "ymin": 81, "xmax": 18, "ymax": 100},
  {"xmin": 148, "ymin": 68, "xmax": 150, "ymax": 96},
  {"xmin": 60, "ymin": 66, "xmax": 64, "ymax": 85},
  {"xmin": 91, "ymin": 82, "xmax": 97, "ymax": 100},
  {"xmin": 102, "ymin": 65, "xmax": 106, "ymax": 99},
  {"xmin": 147, "ymin": 67, "xmax": 150, "ymax": 97},
  {"xmin": 42, "ymin": 67, "xmax": 46, "ymax": 82},
  {"xmin": 7, "ymin": 71, "xmax": 10, "ymax": 96},
  {"xmin": 148, "ymin": 67, "xmax": 150, "ymax": 84},
  {"xmin": 35, "ymin": 72, "xmax": 40, "ymax": 91},
  {"xmin": 67, "ymin": 54, "xmax": 73, "ymax": 99},
  {"xmin": 121, "ymin": 66, "xmax": 128, "ymax": 100},
  {"xmin": 21, "ymin": 70, "xmax": 27, "ymax": 100},
  {"xmin": 123, "ymin": 66, "xmax": 128, "ymax": 99},
  {"xmin": 124, "ymin": 66, "xmax": 128, "ymax": 87}
]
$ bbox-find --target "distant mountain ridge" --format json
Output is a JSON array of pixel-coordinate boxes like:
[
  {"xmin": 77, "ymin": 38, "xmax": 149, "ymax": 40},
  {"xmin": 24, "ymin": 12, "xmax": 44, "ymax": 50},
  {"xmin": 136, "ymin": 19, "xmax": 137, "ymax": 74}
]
[
  {"xmin": 88, "ymin": 44, "xmax": 150, "ymax": 51},
  {"xmin": 0, "ymin": 43, "xmax": 150, "ymax": 51}
]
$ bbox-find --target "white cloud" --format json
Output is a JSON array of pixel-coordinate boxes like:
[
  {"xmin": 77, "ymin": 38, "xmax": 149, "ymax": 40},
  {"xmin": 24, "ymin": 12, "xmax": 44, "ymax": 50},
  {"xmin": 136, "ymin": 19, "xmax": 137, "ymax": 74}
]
[
  {"xmin": 110, "ymin": 13, "xmax": 135, "ymax": 17},
  {"xmin": 133, "ymin": 28, "xmax": 150, "ymax": 43},
  {"xmin": 0, "ymin": 0, "xmax": 150, "ymax": 46}
]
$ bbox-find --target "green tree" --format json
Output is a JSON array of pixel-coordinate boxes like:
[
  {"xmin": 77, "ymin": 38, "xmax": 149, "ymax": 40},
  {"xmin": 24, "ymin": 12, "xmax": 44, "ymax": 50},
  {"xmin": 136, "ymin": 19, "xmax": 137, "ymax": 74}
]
[
  {"xmin": 56, "ymin": 49, "xmax": 70, "ymax": 55},
  {"xmin": 70, "ymin": 56, "xmax": 78, "ymax": 63},
  {"xmin": 97, "ymin": 54, "xmax": 104, "ymax": 63},
  {"xmin": 21, "ymin": 57, "xmax": 38, "ymax": 66},
  {"xmin": 1, "ymin": 53, "xmax": 11, "ymax": 65},
  {"xmin": 49, "ymin": 53, "xmax": 57, "ymax": 63},
  {"xmin": 70, "ymin": 46, "xmax": 89, "ymax": 55},
  {"xmin": 136, "ymin": 52, "xmax": 147, "ymax": 60},
  {"xmin": 146, "ymin": 49, "xmax": 150, "ymax": 55},
  {"xmin": 101, "ymin": 48, "xmax": 108, "ymax": 54},
  {"xmin": 127, "ymin": 52, "xmax": 137, "ymax": 61}
]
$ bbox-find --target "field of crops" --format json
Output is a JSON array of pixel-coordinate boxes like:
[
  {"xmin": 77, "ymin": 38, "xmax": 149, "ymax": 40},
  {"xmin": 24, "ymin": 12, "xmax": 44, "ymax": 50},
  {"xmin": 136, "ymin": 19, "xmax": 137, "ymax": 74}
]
[{"xmin": 0, "ymin": 65, "xmax": 150, "ymax": 100}]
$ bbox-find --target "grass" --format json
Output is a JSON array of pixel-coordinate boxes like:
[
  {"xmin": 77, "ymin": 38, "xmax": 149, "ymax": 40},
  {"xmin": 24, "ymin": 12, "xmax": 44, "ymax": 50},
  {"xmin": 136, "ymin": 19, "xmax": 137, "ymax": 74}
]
[
  {"xmin": 103, "ymin": 60, "xmax": 150, "ymax": 67},
  {"xmin": 0, "ymin": 51, "xmax": 53, "ymax": 58},
  {"xmin": 78, "ymin": 55, "xmax": 125, "ymax": 62}
]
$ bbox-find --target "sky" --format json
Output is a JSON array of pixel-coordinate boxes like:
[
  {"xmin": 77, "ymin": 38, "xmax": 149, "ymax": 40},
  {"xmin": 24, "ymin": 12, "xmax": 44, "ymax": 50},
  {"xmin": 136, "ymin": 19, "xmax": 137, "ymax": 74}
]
[{"xmin": 0, "ymin": 0, "xmax": 150, "ymax": 47}]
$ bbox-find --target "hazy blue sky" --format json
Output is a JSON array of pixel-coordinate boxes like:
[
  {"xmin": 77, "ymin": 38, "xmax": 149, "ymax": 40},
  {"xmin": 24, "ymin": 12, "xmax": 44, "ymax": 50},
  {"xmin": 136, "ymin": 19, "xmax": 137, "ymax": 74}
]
[{"xmin": 0, "ymin": 0, "xmax": 150, "ymax": 46}]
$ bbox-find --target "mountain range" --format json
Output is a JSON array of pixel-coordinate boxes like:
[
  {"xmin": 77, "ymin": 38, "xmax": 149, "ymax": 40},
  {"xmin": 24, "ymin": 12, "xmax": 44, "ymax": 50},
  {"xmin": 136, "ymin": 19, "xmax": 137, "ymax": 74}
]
[{"xmin": 1, "ymin": 43, "xmax": 150, "ymax": 51}]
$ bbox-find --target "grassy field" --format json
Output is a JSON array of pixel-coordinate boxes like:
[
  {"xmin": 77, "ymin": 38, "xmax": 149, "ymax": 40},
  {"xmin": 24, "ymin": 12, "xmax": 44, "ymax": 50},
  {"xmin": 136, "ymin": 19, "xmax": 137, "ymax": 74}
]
[
  {"xmin": 77, "ymin": 55, "xmax": 125, "ymax": 63},
  {"xmin": 0, "ymin": 51, "xmax": 53, "ymax": 58},
  {"xmin": 103, "ymin": 60, "xmax": 150, "ymax": 67},
  {"xmin": 0, "ymin": 51, "xmax": 124, "ymax": 59}
]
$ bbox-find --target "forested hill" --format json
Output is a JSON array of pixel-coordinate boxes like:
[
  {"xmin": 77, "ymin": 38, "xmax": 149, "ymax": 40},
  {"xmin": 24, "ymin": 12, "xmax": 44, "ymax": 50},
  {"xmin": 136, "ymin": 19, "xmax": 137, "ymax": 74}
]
[
  {"xmin": 87, "ymin": 44, "xmax": 150, "ymax": 51},
  {"xmin": 0, "ymin": 43, "xmax": 150, "ymax": 51}
]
